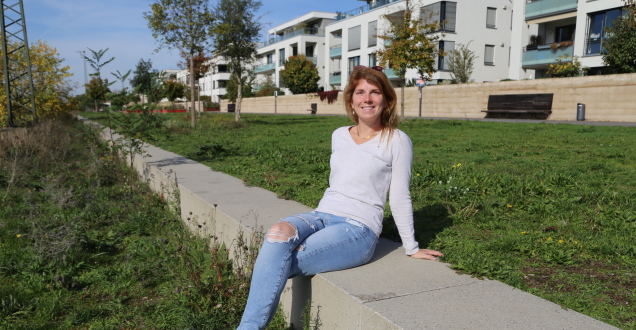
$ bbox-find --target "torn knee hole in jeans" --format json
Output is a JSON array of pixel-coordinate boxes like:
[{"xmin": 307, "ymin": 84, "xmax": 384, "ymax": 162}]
[{"xmin": 266, "ymin": 221, "xmax": 299, "ymax": 244}]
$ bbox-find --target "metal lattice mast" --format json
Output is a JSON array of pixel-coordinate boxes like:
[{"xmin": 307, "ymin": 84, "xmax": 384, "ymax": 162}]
[{"xmin": 1, "ymin": 0, "xmax": 37, "ymax": 127}]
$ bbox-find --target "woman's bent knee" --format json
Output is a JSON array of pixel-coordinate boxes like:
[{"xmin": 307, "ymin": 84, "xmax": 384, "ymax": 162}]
[{"xmin": 265, "ymin": 221, "xmax": 297, "ymax": 243}]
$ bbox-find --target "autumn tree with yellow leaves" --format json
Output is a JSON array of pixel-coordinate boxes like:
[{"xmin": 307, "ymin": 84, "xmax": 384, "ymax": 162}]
[{"xmin": 0, "ymin": 40, "xmax": 75, "ymax": 127}]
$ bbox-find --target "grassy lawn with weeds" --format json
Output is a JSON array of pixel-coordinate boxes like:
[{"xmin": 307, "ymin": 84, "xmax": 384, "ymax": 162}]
[
  {"xmin": 0, "ymin": 119, "xmax": 291, "ymax": 329},
  {"xmin": 80, "ymin": 112, "xmax": 636, "ymax": 329}
]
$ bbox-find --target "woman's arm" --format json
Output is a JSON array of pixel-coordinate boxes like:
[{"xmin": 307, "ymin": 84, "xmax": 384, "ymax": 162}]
[{"xmin": 388, "ymin": 132, "xmax": 444, "ymax": 260}]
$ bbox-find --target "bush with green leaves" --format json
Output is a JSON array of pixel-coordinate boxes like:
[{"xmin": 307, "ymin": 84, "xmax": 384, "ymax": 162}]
[{"xmin": 280, "ymin": 55, "xmax": 320, "ymax": 94}]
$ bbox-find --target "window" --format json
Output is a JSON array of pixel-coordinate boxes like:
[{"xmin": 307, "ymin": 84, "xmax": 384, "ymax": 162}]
[
  {"xmin": 218, "ymin": 80, "xmax": 228, "ymax": 88},
  {"xmin": 348, "ymin": 25, "xmax": 361, "ymax": 51},
  {"xmin": 556, "ymin": 25, "xmax": 576, "ymax": 43},
  {"xmin": 348, "ymin": 56, "xmax": 360, "ymax": 76},
  {"xmin": 266, "ymin": 53, "xmax": 273, "ymax": 64},
  {"xmin": 484, "ymin": 45, "xmax": 494, "ymax": 65},
  {"xmin": 438, "ymin": 40, "xmax": 455, "ymax": 71},
  {"xmin": 279, "ymin": 48, "xmax": 285, "ymax": 66},
  {"xmin": 586, "ymin": 8, "xmax": 623, "ymax": 55},
  {"xmin": 217, "ymin": 65, "xmax": 228, "ymax": 73},
  {"xmin": 486, "ymin": 7, "xmax": 497, "ymax": 29},
  {"xmin": 368, "ymin": 21, "xmax": 377, "ymax": 47},
  {"xmin": 421, "ymin": 1, "xmax": 456, "ymax": 32},
  {"xmin": 369, "ymin": 54, "xmax": 376, "ymax": 67}
]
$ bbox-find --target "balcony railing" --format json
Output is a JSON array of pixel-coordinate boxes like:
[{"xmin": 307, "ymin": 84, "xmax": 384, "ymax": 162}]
[
  {"xmin": 306, "ymin": 56, "xmax": 318, "ymax": 65},
  {"xmin": 521, "ymin": 43, "xmax": 574, "ymax": 67},
  {"xmin": 334, "ymin": 0, "xmax": 403, "ymax": 22},
  {"xmin": 330, "ymin": 45, "xmax": 342, "ymax": 58},
  {"xmin": 254, "ymin": 62, "xmax": 276, "ymax": 73},
  {"xmin": 384, "ymin": 68, "xmax": 398, "ymax": 79},
  {"xmin": 525, "ymin": 0, "xmax": 577, "ymax": 20},
  {"xmin": 329, "ymin": 74, "xmax": 341, "ymax": 85},
  {"xmin": 257, "ymin": 28, "xmax": 325, "ymax": 49}
]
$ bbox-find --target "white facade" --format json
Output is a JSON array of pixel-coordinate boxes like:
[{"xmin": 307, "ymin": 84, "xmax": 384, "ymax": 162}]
[
  {"xmin": 514, "ymin": 0, "xmax": 626, "ymax": 78},
  {"xmin": 254, "ymin": 11, "xmax": 338, "ymax": 95},
  {"xmin": 176, "ymin": 56, "xmax": 231, "ymax": 103},
  {"xmin": 325, "ymin": 0, "xmax": 524, "ymax": 90}
]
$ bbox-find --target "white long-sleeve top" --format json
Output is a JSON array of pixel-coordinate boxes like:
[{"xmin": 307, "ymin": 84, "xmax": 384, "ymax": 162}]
[{"xmin": 315, "ymin": 126, "xmax": 420, "ymax": 255}]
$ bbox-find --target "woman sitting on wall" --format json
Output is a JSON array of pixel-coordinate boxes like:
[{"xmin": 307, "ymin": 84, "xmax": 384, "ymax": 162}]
[{"xmin": 237, "ymin": 65, "xmax": 444, "ymax": 330}]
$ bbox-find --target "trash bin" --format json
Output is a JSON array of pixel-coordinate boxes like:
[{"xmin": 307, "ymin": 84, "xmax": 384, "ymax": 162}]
[{"xmin": 576, "ymin": 103, "xmax": 585, "ymax": 121}]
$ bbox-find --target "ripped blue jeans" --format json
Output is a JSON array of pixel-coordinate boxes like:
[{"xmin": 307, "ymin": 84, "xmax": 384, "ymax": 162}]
[{"xmin": 237, "ymin": 211, "xmax": 378, "ymax": 330}]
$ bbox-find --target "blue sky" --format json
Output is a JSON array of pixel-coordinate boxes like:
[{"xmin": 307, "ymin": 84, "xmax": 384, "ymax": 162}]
[{"xmin": 23, "ymin": 0, "xmax": 357, "ymax": 94}]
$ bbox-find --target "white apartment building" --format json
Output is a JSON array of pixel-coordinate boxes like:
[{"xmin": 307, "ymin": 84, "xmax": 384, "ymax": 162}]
[
  {"xmin": 325, "ymin": 0, "xmax": 525, "ymax": 90},
  {"xmin": 513, "ymin": 0, "xmax": 626, "ymax": 79},
  {"xmin": 176, "ymin": 57, "xmax": 231, "ymax": 103},
  {"xmin": 254, "ymin": 11, "xmax": 338, "ymax": 95}
]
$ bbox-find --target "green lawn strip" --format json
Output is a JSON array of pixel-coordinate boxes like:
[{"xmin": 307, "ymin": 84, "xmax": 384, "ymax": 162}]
[
  {"xmin": 80, "ymin": 112, "xmax": 636, "ymax": 329},
  {"xmin": 0, "ymin": 119, "xmax": 288, "ymax": 329}
]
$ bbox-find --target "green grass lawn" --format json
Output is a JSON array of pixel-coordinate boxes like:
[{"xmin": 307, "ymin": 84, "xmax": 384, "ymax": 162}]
[
  {"xmin": 81, "ymin": 111, "xmax": 636, "ymax": 329},
  {"xmin": 0, "ymin": 119, "xmax": 289, "ymax": 329}
]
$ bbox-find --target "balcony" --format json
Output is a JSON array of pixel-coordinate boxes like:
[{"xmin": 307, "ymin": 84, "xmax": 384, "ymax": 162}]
[
  {"xmin": 330, "ymin": 45, "xmax": 342, "ymax": 58},
  {"xmin": 329, "ymin": 74, "xmax": 341, "ymax": 85},
  {"xmin": 257, "ymin": 28, "xmax": 325, "ymax": 49},
  {"xmin": 334, "ymin": 0, "xmax": 403, "ymax": 22},
  {"xmin": 525, "ymin": 0, "xmax": 577, "ymax": 20},
  {"xmin": 254, "ymin": 62, "xmax": 275, "ymax": 74},
  {"xmin": 521, "ymin": 43, "xmax": 574, "ymax": 68},
  {"xmin": 307, "ymin": 56, "xmax": 317, "ymax": 65},
  {"xmin": 384, "ymin": 68, "xmax": 398, "ymax": 79}
]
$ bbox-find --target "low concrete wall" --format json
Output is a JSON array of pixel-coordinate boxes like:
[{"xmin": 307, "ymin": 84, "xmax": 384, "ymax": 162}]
[{"xmin": 222, "ymin": 73, "xmax": 636, "ymax": 122}]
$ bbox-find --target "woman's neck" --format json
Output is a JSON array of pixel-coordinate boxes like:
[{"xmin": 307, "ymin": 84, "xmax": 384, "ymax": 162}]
[{"xmin": 356, "ymin": 120, "xmax": 383, "ymax": 137}]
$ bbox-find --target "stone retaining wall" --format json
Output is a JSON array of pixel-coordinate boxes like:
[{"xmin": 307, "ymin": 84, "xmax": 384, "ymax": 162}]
[{"xmin": 221, "ymin": 73, "xmax": 636, "ymax": 122}]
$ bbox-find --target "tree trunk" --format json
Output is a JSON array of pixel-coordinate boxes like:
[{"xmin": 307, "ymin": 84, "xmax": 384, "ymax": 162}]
[
  {"xmin": 401, "ymin": 80, "xmax": 405, "ymax": 119},
  {"xmin": 190, "ymin": 53, "xmax": 196, "ymax": 128},
  {"xmin": 236, "ymin": 66, "xmax": 242, "ymax": 122},
  {"xmin": 94, "ymin": 100, "xmax": 98, "ymax": 112}
]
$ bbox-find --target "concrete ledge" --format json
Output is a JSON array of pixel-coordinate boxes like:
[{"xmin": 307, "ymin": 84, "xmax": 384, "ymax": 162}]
[{"xmin": 80, "ymin": 116, "xmax": 618, "ymax": 329}]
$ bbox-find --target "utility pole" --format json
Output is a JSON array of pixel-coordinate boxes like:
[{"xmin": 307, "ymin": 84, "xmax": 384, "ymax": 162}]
[
  {"xmin": 77, "ymin": 50, "xmax": 88, "ymax": 94},
  {"xmin": 1, "ymin": 0, "xmax": 37, "ymax": 127}
]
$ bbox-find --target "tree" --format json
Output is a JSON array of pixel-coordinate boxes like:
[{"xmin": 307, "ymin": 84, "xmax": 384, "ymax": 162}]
[
  {"xmin": 447, "ymin": 41, "xmax": 477, "ymax": 84},
  {"xmin": 602, "ymin": 0, "xmax": 636, "ymax": 73},
  {"xmin": 147, "ymin": 70, "xmax": 167, "ymax": 104},
  {"xmin": 144, "ymin": 0, "xmax": 214, "ymax": 128},
  {"xmin": 376, "ymin": 0, "xmax": 443, "ymax": 118},
  {"xmin": 547, "ymin": 54, "xmax": 587, "ymax": 78},
  {"xmin": 85, "ymin": 77, "xmax": 113, "ymax": 111},
  {"xmin": 211, "ymin": 0, "xmax": 263, "ymax": 122},
  {"xmin": 111, "ymin": 69, "xmax": 132, "ymax": 90},
  {"xmin": 255, "ymin": 75, "xmax": 282, "ymax": 97},
  {"xmin": 1, "ymin": 40, "xmax": 76, "ymax": 126},
  {"xmin": 83, "ymin": 48, "xmax": 115, "ymax": 79},
  {"xmin": 164, "ymin": 79, "xmax": 186, "ymax": 108},
  {"xmin": 280, "ymin": 55, "xmax": 320, "ymax": 94},
  {"xmin": 225, "ymin": 70, "xmax": 255, "ymax": 102},
  {"xmin": 177, "ymin": 50, "xmax": 212, "ymax": 79},
  {"xmin": 130, "ymin": 58, "xmax": 154, "ymax": 99}
]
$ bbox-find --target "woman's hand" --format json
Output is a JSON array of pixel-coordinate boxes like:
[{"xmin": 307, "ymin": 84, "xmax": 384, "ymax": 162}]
[{"xmin": 409, "ymin": 249, "xmax": 444, "ymax": 261}]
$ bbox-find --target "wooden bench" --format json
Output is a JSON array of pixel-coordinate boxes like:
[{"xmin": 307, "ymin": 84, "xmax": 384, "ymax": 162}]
[
  {"xmin": 481, "ymin": 94, "xmax": 553, "ymax": 119},
  {"xmin": 307, "ymin": 103, "xmax": 317, "ymax": 115}
]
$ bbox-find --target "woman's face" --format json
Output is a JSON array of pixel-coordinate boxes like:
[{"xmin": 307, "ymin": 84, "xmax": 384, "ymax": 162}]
[{"xmin": 351, "ymin": 79, "xmax": 385, "ymax": 125}]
